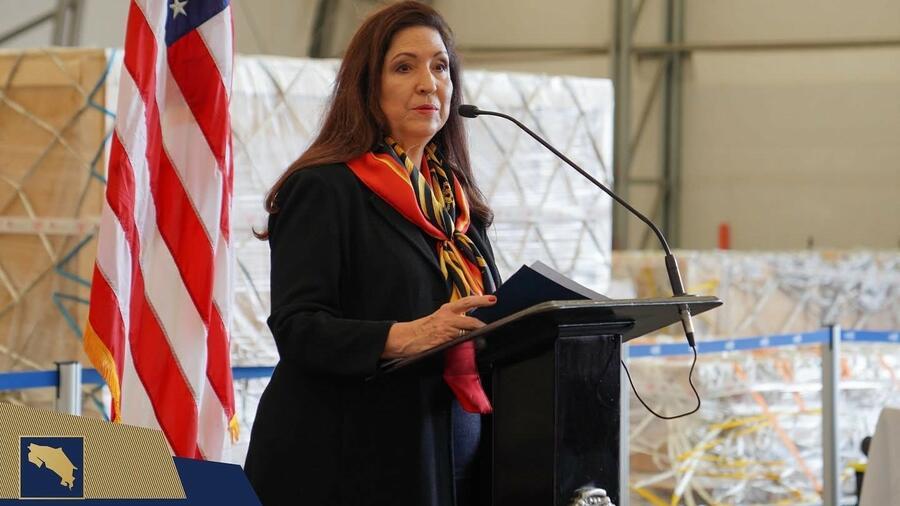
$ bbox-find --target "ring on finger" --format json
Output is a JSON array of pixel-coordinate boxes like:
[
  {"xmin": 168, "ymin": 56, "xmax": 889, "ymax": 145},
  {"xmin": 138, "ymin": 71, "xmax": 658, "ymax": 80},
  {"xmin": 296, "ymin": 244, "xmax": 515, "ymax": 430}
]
[{"xmin": 457, "ymin": 328, "xmax": 468, "ymax": 338}]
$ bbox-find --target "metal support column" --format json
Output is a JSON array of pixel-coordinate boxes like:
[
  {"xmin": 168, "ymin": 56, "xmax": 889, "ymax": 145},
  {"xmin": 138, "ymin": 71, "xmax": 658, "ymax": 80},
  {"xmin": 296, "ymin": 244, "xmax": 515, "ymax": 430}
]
[
  {"xmin": 822, "ymin": 325, "xmax": 841, "ymax": 506},
  {"xmin": 56, "ymin": 361, "xmax": 82, "ymax": 416},
  {"xmin": 4, "ymin": 0, "xmax": 86, "ymax": 48},
  {"xmin": 308, "ymin": 0, "xmax": 340, "ymax": 58},
  {"xmin": 65, "ymin": 0, "xmax": 85, "ymax": 47},
  {"xmin": 52, "ymin": 0, "xmax": 69, "ymax": 46},
  {"xmin": 612, "ymin": 0, "xmax": 633, "ymax": 250},
  {"xmin": 661, "ymin": 0, "xmax": 684, "ymax": 247}
]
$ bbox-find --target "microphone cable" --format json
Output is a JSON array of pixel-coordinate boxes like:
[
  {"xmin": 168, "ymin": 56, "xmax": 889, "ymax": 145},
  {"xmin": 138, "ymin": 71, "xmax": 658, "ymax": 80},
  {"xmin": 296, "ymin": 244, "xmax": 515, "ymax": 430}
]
[{"xmin": 621, "ymin": 345, "xmax": 700, "ymax": 420}]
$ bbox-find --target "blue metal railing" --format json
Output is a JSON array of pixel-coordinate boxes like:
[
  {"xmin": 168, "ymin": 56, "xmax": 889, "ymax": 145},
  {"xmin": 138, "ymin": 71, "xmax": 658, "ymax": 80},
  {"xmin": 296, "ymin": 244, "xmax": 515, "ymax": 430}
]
[
  {"xmin": 0, "ymin": 367, "xmax": 273, "ymax": 391},
  {"xmin": 0, "ymin": 329, "xmax": 897, "ymax": 391}
]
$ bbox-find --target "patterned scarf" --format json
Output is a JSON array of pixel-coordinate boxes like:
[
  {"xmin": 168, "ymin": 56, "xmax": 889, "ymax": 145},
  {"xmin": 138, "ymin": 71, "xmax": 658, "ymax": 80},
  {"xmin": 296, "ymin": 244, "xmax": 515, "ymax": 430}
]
[{"xmin": 347, "ymin": 137, "xmax": 494, "ymax": 414}]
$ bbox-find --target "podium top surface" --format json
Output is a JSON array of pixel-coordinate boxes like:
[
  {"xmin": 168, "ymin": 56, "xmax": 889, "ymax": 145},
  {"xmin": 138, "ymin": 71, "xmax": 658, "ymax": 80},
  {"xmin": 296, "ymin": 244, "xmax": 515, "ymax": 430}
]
[{"xmin": 376, "ymin": 295, "xmax": 721, "ymax": 376}]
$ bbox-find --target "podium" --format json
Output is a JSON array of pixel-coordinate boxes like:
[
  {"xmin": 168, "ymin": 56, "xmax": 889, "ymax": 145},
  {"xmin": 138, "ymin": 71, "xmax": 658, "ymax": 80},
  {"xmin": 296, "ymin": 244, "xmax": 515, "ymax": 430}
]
[{"xmin": 378, "ymin": 296, "xmax": 722, "ymax": 506}]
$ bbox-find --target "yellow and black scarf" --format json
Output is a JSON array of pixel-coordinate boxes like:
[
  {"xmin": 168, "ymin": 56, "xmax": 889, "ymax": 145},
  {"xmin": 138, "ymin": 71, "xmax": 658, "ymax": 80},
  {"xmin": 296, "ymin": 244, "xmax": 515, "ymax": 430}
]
[{"xmin": 347, "ymin": 137, "xmax": 493, "ymax": 414}]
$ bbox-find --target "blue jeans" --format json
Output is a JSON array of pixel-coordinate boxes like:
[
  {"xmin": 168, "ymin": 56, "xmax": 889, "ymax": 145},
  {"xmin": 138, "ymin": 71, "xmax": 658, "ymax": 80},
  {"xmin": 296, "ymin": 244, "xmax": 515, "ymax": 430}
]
[{"xmin": 451, "ymin": 399, "xmax": 481, "ymax": 506}]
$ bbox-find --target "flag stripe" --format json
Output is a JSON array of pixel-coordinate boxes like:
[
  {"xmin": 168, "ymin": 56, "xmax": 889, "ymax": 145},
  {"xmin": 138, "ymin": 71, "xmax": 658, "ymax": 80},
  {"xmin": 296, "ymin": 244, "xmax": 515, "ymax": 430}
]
[
  {"xmin": 197, "ymin": 7, "xmax": 233, "ymax": 100},
  {"xmin": 105, "ymin": 134, "xmax": 140, "ymax": 269},
  {"xmin": 159, "ymin": 68, "xmax": 223, "ymax": 244},
  {"xmin": 210, "ymin": 235, "xmax": 235, "ymax": 422},
  {"xmin": 167, "ymin": 30, "xmax": 229, "ymax": 179},
  {"xmin": 119, "ymin": 330, "xmax": 165, "ymax": 436},
  {"xmin": 219, "ymin": 136, "xmax": 234, "ymax": 241},
  {"xmin": 95, "ymin": 201, "xmax": 134, "ymax": 326},
  {"xmin": 142, "ymin": 222, "xmax": 209, "ymax": 399},
  {"xmin": 207, "ymin": 302, "xmax": 234, "ymax": 415},
  {"xmin": 198, "ymin": 377, "xmax": 227, "ymax": 459}
]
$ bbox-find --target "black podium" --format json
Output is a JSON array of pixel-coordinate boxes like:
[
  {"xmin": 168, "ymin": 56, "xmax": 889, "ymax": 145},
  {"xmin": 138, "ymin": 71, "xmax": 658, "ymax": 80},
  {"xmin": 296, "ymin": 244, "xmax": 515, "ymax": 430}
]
[{"xmin": 378, "ymin": 296, "xmax": 721, "ymax": 506}]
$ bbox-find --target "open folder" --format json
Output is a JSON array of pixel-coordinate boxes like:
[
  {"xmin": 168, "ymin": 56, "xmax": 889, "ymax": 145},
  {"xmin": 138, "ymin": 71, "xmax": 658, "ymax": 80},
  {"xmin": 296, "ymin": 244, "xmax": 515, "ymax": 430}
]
[{"xmin": 471, "ymin": 261, "xmax": 608, "ymax": 324}]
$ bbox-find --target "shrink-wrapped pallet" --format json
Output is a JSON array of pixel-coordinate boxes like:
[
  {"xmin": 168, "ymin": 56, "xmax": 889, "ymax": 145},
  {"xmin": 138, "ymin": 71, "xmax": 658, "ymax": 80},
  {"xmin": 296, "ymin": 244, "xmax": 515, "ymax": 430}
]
[{"xmin": 0, "ymin": 48, "xmax": 109, "ymax": 412}]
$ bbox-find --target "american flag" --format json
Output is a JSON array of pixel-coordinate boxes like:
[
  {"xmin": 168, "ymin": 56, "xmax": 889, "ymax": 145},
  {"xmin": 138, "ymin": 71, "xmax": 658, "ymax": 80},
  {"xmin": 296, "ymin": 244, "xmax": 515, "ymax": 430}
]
[{"xmin": 83, "ymin": 0, "xmax": 237, "ymax": 460}]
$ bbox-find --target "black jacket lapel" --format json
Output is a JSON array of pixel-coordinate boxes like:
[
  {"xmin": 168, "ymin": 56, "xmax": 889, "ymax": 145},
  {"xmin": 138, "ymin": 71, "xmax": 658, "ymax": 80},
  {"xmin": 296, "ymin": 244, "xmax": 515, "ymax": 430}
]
[{"xmin": 368, "ymin": 194, "xmax": 446, "ymax": 283}]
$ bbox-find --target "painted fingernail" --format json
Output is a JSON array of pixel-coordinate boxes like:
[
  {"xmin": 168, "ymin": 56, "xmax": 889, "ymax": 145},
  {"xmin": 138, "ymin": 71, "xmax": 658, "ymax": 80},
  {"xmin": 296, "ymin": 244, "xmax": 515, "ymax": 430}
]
[{"xmin": 488, "ymin": 295, "xmax": 497, "ymax": 302}]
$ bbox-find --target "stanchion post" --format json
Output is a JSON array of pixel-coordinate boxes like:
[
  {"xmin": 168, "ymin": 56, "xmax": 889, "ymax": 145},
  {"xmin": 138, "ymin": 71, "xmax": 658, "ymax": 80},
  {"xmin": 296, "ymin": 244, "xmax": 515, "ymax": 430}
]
[
  {"xmin": 56, "ymin": 361, "xmax": 82, "ymax": 416},
  {"xmin": 822, "ymin": 325, "xmax": 841, "ymax": 505},
  {"xmin": 619, "ymin": 342, "xmax": 630, "ymax": 506}
]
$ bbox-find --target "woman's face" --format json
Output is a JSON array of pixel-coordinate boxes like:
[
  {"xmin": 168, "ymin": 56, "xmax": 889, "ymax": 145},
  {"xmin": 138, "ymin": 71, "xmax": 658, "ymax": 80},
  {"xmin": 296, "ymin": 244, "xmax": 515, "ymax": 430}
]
[{"xmin": 379, "ymin": 26, "xmax": 452, "ymax": 154}]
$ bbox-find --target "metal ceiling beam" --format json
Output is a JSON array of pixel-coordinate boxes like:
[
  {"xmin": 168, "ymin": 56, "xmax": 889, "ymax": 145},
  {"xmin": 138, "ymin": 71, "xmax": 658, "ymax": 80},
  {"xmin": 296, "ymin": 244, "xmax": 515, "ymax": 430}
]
[
  {"xmin": 635, "ymin": 36, "xmax": 900, "ymax": 56},
  {"xmin": 0, "ymin": 11, "xmax": 56, "ymax": 46},
  {"xmin": 458, "ymin": 36, "xmax": 900, "ymax": 58},
  {"xmin": 0, "ymin": 0, "xmax": 83, "ymax": 47},
  {"xmin": 458, "ymin": 45, "xmax": 611, "ymax": 55},
  {"xmin": 628, "ymin": 61, "xmax": 666, "ymax": 163}
]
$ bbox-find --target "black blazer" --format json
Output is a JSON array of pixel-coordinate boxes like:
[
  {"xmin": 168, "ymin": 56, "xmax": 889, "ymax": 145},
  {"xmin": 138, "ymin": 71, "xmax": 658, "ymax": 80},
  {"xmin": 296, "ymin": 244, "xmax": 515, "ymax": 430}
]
[{"xmin": 244, "ymin": 163, "xmax": 501, "ymax": 506}]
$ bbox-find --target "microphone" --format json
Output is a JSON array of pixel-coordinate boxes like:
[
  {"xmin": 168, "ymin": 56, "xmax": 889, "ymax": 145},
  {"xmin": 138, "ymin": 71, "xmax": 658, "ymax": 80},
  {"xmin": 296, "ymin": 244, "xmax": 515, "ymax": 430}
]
[{"xmin": 458, "ymin": 104, "xmax": 696, "ymax": 348}]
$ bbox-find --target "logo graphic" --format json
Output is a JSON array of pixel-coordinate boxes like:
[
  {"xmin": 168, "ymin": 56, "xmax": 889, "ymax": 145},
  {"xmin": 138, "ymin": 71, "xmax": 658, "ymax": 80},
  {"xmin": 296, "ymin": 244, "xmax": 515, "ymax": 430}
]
[{"xmin": 19, "ymin": 436, "xmax": 84, "ymax": 498}]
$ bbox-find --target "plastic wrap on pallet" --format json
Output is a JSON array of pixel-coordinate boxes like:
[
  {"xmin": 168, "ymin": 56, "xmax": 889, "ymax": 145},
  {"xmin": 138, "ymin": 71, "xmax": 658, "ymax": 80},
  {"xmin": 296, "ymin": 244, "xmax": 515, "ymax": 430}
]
[
  {"xmin": 628, "ymin": 343, "xmax": 897, "ymax": 505},
  {"xmin": 0, "ymin": 49, "xmax": 111, "ymax": 415},
  {"xmin": 627, "ymin": 344, "xmax": 900, "ymax": 504},
  {"xmin": 614, "ymin": 251, "xmax": 900, "ymax": 504},
  {"xmin": 611, "ymin": 250, "xmax": 899, "ymax": 340}
]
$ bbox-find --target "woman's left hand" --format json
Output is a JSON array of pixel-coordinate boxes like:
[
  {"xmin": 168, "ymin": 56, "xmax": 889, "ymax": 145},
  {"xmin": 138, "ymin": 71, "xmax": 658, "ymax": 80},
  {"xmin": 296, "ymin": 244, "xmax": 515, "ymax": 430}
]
[{"xmin": 382, "ymin": 295, "xmax": 497, "ymax": 358}]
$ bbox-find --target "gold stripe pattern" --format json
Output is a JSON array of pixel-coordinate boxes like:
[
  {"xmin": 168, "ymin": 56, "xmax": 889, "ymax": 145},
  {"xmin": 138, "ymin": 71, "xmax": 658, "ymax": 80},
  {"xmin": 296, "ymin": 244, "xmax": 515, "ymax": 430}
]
[{"xmin": 0, "ymin": 403, "xmax": 185, "ymax": 499}]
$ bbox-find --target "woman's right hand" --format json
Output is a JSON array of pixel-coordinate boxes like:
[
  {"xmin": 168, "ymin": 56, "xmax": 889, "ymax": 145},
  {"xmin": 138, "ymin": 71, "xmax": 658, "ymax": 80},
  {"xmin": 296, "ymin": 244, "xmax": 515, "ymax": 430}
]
[{"xmin": 382, "ymin": 295, "xmax": 497, "ymax": 359}]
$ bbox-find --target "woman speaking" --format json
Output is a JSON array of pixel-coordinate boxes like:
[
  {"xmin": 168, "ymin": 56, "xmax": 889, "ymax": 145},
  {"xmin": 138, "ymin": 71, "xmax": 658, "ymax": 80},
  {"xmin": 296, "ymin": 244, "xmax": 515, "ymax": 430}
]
[{"xmin": 244, "ymin": 2, "xmax": 500, "ymax": 505}]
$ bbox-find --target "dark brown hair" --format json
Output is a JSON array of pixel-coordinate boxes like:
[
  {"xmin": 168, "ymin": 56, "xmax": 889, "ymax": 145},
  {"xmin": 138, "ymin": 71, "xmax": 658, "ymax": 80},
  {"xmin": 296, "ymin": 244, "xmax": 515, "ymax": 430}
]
[{"xmin": 257, "ymin": 1, "xmax": 492, "ymax": 239}]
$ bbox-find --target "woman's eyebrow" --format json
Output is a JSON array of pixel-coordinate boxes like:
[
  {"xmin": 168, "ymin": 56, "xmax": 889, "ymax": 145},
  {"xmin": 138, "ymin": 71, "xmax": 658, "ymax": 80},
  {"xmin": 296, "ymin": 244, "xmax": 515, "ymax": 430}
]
[{"xmin": 389, "ymin": 50, "xmax": 448, "ymax": 62}]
